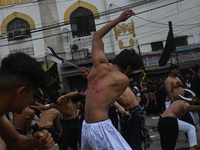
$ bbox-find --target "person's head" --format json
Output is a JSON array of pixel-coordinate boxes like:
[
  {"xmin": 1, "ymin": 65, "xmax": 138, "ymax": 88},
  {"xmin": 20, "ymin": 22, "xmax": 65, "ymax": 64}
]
[
  {"xmin": 113, "ymin": 48, "xmax": 143, "ymax": 76},
  {"xmin": 132, "ymin": 86, "xmax": 139, "ymax": 94},
  {"xmin": 0, "ymin": 52, "xmax": 46, "ymax": 113},
  {"xmin": 44, "ymin": 94, "xmax": 50, "ymax": 104},
  {"xmin": 79, "ymin": 89, "xmax": 85, "ymax": 94},
  {"xmin": 185, "ymin": 73, "xmax": 191, "ymax": 79},
  {"xmin": 169, "ymin": 64, "xmax": 179, "ymax": 76},
  {"xmin": 132, "ymin": 80, "xmax": 138, "ymax": 86}
]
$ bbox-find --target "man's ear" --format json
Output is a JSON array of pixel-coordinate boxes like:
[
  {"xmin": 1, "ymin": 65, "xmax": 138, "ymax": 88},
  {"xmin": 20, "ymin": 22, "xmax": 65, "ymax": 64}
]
[{"xmin": 16, "ymin": 86, "xmax": 26, "ymax": 96}]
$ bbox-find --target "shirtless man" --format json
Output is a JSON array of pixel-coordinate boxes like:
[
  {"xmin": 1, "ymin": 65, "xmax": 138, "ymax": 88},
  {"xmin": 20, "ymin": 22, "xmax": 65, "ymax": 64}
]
[
  {"xmin": 146, "ymin": 90, "xmax": 158, "ymax": 116},
  {"xmin": 13, "ymin": 106, "xmax": 39, "ymax": 135},
  {"xmin": 0, "ymin": 52, "xmax": 54, "ymax": 150},
  {"xmin": 33, "ymin": 92, "xmax": 81, "ymax": 150},
  {"xmin": 81, "ymin": 10, "xmax": 143, "ymax": 150},
  {"xmin": 165, "ymin": 64, "xmax": 185, "ymax": 104},
  {"xmin": 165, "ymin": 64, "xmax": 195, "ymax": 124},
  {"xmin": 157, "ymin": 100, "xmax": 200, "ymax": 150},
  {"xmin": 165, "ymin": 64, "xmax": 197, "ymax": 145},
  {"xmin": 38, "ymin": 106, "xmax": 61, "ymax": 149},
  {"xmin": 114, "ymin": 87, "xmax": 152, "ymax": 150},
  {"xmin": 82, "ymin": 68, "xmax": 152, "ymax": 149}
]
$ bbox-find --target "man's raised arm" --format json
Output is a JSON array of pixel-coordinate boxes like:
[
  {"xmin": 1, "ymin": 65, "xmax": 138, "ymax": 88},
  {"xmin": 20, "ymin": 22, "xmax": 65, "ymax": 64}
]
[
  {"xmin": 92, "ymin": 9, "xmax": 135, "ymax": 66},
  {"xmin": 57, "ymin": 92, "xmax": 79, "ymax": 104}
]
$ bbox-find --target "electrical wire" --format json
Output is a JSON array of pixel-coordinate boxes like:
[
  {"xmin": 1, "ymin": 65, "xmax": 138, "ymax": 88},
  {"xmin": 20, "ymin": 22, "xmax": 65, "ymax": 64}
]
[
  {"xmin": 1, "ymin": 0, "xmax": 186, "ymax": 39},
  {"xmin": 0, "ymin": 0, "xmax": 171, "ymax": 36},
  {"xmin": 1, "ymin": 0, "xmax": 199, "ymax": 47}
]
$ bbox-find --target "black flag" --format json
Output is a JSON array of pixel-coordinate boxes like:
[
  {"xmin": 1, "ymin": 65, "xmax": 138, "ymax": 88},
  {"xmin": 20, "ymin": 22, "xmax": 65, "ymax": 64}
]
[
  {"xmin": 158, "ymin": 21, "xmax": 176, "ymax": 67},
  {"xmin": 41, "ymin": 62, "xmax": 61, "ymax": 96},
  {"xmin": 45, "ymin": 45, "xmax": 80, "ymax": 70}
]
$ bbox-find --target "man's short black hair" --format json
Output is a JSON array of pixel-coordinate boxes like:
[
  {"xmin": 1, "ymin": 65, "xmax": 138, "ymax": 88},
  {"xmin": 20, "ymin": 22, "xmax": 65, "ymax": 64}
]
[
  {"xmin": 169, "ymin": 64, "xmax": 179, "ymax": 73},
  {"xmin": 0, "ymin": 52, "xmax": 46, "ymax": 93},
  {"xmin": 113, "ymin": 48, "xmax": 143, "ymax": 72}
]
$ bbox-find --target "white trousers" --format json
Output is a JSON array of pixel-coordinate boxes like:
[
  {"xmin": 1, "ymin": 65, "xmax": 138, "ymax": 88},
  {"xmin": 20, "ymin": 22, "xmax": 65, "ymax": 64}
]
[
  {"xmin": 81, "ymin": 119, "xmax": 132, "ymax": 150},
  {"xmin": 178, "ymin": 119, "xmax": 197, "ymax": 147}
]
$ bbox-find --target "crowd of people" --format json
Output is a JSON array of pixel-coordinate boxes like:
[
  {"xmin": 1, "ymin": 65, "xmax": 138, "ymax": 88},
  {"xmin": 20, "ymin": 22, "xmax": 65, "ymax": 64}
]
[{"xmin": 1, "ymin": 9, "xmax": 200, "ymax": 150}]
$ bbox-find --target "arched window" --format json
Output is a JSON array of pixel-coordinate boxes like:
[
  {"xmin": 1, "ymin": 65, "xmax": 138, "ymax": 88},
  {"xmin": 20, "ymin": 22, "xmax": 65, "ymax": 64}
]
[
  {"xmin": 70, "ymin": 7, "xmax": 96, "ymax": 38},
  {"xmin": 7, "ymin": 18, "xmax": 31, "ymax": 40}
]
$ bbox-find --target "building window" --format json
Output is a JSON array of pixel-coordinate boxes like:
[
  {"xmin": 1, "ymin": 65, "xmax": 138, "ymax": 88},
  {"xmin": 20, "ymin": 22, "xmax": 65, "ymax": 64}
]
[
  {"xmin": 7, "ymin": 18, "xmax": 31, "ymax": 41},
  {"xmin": 151, "ymin": 41, "xmax": 163, "ymax": 51},
  {"xmin": 70, "ymin": 7, "xmax": 96, "ymax": 38},
  {"xmin": 175, "ymin": 36, "xmax": 188, "ymax": 47}
]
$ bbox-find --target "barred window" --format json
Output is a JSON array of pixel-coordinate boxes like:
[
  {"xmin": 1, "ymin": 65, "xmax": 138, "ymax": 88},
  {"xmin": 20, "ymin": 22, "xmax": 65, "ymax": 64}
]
[
  {"xmin": 151, "ymin": 41, "xmax": 163, "ymax": 51},
  {"xmin": 175, "ymin": 36, "xmax": 188, "ymax": 47},
  {"xmin": 70, "ymin": 7, "xmax": 96, "ymax": 38},
  {"xmin": 7, "ymin": 18, "xmax": 31, "ymax": 40}
]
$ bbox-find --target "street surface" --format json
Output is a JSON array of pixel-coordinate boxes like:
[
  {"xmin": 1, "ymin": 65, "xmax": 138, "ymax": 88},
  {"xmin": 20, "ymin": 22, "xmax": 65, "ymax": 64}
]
[{"xmin": 48, "ymin": 112, "xmax": 200, "ymax": 150}]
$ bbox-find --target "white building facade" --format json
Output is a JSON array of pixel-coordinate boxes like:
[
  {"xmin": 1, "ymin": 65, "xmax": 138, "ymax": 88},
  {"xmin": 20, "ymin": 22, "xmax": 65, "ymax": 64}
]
[{"xmin": 0, "ymin": 0, "xmax": 200, "ymax": 92}]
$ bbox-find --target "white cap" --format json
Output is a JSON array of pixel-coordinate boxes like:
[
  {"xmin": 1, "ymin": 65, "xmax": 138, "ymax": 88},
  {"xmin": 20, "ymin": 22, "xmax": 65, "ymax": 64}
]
[{"xmin": 133, "ymin": 86, "xmax": 139, "ymax": 91}]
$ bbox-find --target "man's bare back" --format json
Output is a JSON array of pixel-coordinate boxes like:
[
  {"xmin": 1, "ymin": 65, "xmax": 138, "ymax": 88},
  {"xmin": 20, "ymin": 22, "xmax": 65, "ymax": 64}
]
[
  {"xmin": 13, "ymin": 106, "xmax": 35, "ymax": 133},
  {"xmin": 162, "ymin": 99, "xmax": 200, "ymax": 119},
  {"xmin": 161, "ymin": 100, "xmax": 188, "ymax": 119},
  {"xmin": 86, "ymin": 64, "xmax": 129, "ymax": 123},
  {"xmin": 51, "ymin": 92, "xmax": 81, "ymax": 120},
  {"xmin": 31, "ymin": 92, "xmax": 81, "ymax": 121},
  {"xmin": 39, "ymin": 108, "xmax": 60, "ymax": 128},
  {"xmin": 117, "ymin": 87, "xmax": 139, "ymax": 110}
]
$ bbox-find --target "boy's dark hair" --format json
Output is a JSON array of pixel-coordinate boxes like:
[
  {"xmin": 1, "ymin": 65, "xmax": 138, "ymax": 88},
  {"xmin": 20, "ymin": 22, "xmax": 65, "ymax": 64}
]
[
  {"xmin": 0, "ymin": 52, "xmax": 46, "ymax": 92},
  {"xmin": 169, "ymin": 64, "xmax": 179, "ymax": 73},
  {"xmin": 71, "ymin": 94, "xmax": 85, "ymax": 104},
  {"xmin": 113, "ymin": 49, "xmax": 143, "ymax": 71}
]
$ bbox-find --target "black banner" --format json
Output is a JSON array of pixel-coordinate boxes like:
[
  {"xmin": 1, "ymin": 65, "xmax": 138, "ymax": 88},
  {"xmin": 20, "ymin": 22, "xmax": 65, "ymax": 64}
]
[
  {"xmin": 41, "ymin": 62, "xmax": 61, "ymax": 96},
  {"xmin": 158, "ymin": 21, "xmax": 176, "ymax": 67}
]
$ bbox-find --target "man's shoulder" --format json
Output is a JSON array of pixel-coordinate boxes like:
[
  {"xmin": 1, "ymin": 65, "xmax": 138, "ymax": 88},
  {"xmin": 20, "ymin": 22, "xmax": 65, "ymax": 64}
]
[
  {"xmin": 52, "ymin": 108, "xmax": 60, "ymax": 114},
  {"xmin": 166, "ymin": 76, "xmax": 179, "ymax": 82},
  {"xmin": 165, "ymin": 77, "xmax": 172, "ymax": 83},
  {"xmin": 172, "ymin": 100, "xmax": 187, "ymax": 106}
]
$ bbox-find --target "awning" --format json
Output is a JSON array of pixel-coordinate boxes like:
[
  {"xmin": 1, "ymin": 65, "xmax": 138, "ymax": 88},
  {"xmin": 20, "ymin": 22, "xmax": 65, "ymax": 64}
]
[{"xmin": 176, "ymin": 44, "xmax": 200, "ymax": 52}]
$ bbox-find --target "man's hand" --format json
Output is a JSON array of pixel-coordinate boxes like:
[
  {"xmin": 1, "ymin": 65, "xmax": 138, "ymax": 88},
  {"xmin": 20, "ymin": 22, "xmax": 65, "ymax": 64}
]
[
  {"xmin": 118, "ymin": 106, "xmax": 129, "ymax": 115},
  {"xmin": 34, "ymin": 130, "xmax": 54, "ymax": 149},
  {"xmin": 38, "ymin": 104, "xmax": 45, "ymax": 111},
  {"xmin": 118, "ymin": 9, "xmax": 135, "ymax": 22},
  {"xmin": 81, "ymin": 67, "xmax": 90, "ymax": 78},
  {"xmin": 57, "ymin": 95, "xmax": 65, "ymax": 104}
]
